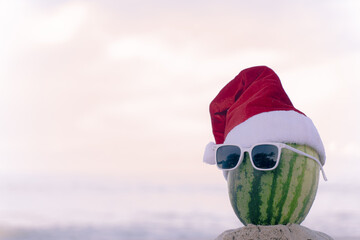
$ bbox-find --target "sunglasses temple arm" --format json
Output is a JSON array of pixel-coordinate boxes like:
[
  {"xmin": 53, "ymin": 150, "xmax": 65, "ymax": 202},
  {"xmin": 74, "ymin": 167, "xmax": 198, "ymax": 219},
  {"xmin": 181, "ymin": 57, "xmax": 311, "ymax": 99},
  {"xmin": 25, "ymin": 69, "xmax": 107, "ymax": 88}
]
[
  {"xmin": 319, "ymin": 166, "xmax": 328, "ymax": 181},
  {"xmin": 283, "ymin": 145, "xmax": 328, "ymax": 181}
]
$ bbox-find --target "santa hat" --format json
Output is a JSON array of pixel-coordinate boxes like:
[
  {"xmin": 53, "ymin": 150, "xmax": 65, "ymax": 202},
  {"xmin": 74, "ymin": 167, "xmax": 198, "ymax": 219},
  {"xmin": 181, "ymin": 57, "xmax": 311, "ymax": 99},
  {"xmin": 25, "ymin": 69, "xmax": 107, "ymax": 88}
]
[{"xmin": 203, "ymin": 66, "xmax": 325, "ymax": 172}]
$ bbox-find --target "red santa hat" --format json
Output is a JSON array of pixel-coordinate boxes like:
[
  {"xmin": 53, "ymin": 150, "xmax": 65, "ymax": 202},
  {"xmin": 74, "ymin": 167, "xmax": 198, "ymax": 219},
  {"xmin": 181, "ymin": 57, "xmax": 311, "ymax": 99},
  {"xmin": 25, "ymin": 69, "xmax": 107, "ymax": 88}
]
[{"xmin": 203, "ymin": 66, "xmax": 325, "ymax": 170}]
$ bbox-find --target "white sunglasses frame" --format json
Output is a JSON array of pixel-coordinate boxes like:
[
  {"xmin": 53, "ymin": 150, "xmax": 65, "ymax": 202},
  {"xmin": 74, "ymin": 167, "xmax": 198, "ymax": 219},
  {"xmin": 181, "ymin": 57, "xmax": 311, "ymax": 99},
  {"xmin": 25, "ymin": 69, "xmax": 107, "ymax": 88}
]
[{"xmin": 213, "ymin": 142, "xmax": 327, "ymax": 181}]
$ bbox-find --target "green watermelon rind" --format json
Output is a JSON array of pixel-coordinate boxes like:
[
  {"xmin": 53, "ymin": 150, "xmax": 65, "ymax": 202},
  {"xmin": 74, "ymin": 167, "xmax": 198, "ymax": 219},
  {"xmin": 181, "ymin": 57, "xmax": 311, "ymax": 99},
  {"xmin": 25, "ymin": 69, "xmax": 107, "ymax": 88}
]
[{"xmin": 227, "ymin": 143, "xmax": 320, "ymax": 225}]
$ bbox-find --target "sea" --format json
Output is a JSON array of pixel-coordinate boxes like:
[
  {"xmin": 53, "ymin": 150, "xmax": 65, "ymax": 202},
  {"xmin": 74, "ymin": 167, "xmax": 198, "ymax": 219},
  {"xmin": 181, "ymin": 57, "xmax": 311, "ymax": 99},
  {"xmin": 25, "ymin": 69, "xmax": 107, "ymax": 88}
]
[{"xmin": 0, "ymin": 174, "xmax": 359, "ymax": 240}]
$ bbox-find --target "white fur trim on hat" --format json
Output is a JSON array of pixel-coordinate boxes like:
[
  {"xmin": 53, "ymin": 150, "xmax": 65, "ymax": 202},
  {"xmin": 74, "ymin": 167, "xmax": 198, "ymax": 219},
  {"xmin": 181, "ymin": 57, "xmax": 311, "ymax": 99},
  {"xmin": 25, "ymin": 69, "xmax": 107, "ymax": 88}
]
[
  {"xmin": 203, "ymin": 110, "xmax": 326, "ymax": 180},
  {"xmin": 224, "ymin": 110, "xmax": 325, "ymax": 164}
]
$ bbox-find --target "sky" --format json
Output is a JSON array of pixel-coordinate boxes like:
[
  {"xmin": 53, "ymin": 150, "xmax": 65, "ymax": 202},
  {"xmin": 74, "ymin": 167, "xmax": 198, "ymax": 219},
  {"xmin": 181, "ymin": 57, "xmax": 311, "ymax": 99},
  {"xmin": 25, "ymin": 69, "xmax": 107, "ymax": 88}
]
[{"xmin": 1, "ymin": 0, "xmax": 360, "ymax": 186}]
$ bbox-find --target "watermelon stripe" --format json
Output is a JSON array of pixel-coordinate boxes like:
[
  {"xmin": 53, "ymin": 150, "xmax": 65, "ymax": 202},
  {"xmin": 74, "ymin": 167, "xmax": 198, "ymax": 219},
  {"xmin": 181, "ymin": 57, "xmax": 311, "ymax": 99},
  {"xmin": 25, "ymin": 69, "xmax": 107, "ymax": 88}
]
[
  {"xmin": 240, "ymin": 156, "xmax": 254, "ymax": 224},
  {"xmin": 283, "ymin": 152, "xmax": 307, "ymax": 223},
  {"xmin": 298, "ymin": 173, "xmax": 314, "ymax": 221},
  {"xmin": 248, "ymin": 168, "xmax": 263, "ymax": 223},
  {"xmin": 290, "ymin": 145, "xmax": 313, "ymax": 222},
  {"xmin": 228, "ymin": 170, "xmax": 238, "ymax": 219},
  {"xmin": 281, "ymin": 145, "xmax": 311, "ymax": 223},
  {"xmin": 265, "ymin": 165, "xmax": 279, "ymax": 224},
  {"xmin": 228, "ymin": 156, "xmax": 253, "ymax": 225},
  {"xmin": 258, "ymin": 170, "xmax": 275, "ymax": 223},
  {"xmin": 298, "ymin": 146, "xmax": 319, "ymax": 222},
  {"xmin": 298, "ymin": 158, "xmax": 319, "ymax": 221},
  {"xmin": 274, "ymin": 152, "xmax": 296, "ymax": 224},
  {"xmin": 274, "ymin": 152, "xmax": 291, "ymax": 224},
  {"xmin": 233, "ymin": 178, "xmax": 244, "ymax": 224}
]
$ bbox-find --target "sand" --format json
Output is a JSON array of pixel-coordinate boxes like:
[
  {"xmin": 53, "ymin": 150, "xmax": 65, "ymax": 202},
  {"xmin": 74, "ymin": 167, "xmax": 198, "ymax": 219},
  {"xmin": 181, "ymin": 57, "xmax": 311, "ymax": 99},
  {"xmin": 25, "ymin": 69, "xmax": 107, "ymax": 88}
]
[{"xmin": 215, "ymin": 224, "xmax": 334, "ymax": 240}]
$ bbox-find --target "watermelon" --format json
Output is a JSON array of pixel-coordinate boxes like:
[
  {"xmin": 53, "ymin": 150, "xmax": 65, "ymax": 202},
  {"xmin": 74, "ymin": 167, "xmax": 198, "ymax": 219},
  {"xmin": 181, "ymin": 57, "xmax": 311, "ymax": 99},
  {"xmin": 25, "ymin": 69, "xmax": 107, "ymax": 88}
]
[{"xmin": 227, "ymin": 143, "xmax": 320, "ymax": 225}]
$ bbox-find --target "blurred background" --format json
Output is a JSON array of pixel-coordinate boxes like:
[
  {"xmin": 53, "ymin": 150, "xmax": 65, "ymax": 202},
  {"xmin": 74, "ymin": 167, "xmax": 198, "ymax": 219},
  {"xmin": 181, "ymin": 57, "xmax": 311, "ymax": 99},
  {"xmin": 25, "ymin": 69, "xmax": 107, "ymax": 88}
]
[{"xmin": 0, "ymin": 0, "xmax": 359, "ymax": 239}]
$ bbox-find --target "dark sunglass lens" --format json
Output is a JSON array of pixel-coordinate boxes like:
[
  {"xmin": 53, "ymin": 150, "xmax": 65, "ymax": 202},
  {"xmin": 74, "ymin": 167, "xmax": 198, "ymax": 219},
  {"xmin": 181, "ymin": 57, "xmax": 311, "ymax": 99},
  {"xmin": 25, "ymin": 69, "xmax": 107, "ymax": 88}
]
[
  {"xmin": 251, "ymin": 145, "xmax": 278, "ymax": 169},
  {"xmin": 216, "ymin": 146, "xmax": 241, "ymax": 170}
]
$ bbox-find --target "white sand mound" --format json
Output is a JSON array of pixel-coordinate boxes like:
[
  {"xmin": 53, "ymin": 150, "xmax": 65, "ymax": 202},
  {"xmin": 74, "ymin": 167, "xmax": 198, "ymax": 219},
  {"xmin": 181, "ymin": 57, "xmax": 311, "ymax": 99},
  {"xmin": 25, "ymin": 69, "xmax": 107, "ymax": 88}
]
[{"xmin": 216, "ymin": 224, "xmax": 334, "ymax": 240}]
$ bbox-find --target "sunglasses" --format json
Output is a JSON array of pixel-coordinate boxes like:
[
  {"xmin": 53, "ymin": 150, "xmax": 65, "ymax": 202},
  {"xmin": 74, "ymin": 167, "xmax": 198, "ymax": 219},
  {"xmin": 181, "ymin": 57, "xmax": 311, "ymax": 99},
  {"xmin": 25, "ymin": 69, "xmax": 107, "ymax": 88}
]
[{"xmin": 213, "ymin": 142, "xmax": 327, "ymax": 181}]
